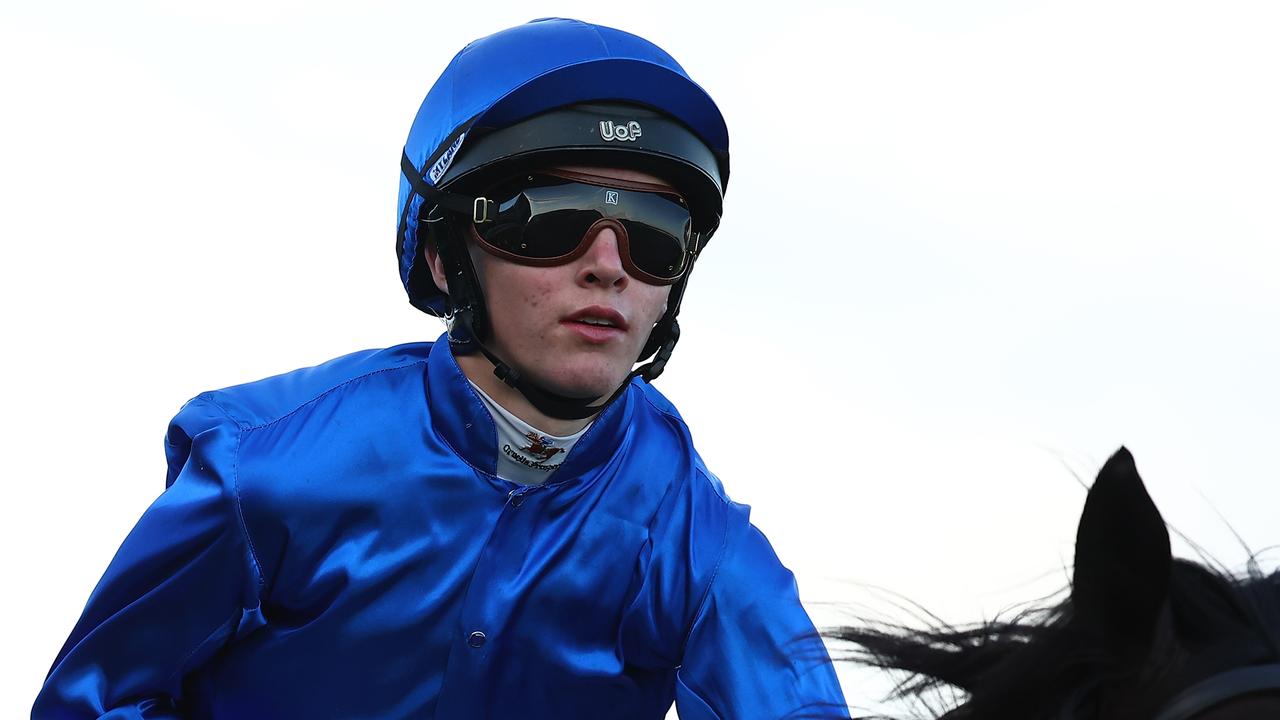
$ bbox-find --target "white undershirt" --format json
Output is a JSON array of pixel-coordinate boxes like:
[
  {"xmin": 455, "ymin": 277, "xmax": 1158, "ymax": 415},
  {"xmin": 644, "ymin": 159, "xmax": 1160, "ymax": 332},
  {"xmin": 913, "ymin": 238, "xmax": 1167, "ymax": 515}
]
[{"xmin": 468, "ymin": 381, "xmax": 592, "ymax": 485}]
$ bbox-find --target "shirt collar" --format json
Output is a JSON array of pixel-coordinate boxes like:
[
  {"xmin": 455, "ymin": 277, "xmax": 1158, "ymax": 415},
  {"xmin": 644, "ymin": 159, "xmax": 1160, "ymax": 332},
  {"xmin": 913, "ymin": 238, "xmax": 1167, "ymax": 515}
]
[{"xmin": 425, "ymin": 333, "xmax": 635, "ymax": 481}]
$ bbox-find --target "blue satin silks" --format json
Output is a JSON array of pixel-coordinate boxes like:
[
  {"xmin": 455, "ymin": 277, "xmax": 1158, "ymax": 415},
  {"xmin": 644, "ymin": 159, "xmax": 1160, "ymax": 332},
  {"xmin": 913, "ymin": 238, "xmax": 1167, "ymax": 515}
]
[{"xmin": 34, "ymin": 337, "xmax": 847, "ymax": 719}]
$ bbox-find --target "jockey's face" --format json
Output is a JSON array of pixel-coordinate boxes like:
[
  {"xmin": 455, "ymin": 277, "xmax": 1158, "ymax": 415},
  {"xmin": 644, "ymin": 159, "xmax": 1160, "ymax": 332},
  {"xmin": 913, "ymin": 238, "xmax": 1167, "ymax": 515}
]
[{"xmin": 427, "ymin": 165, "xmax": 673, "ymax": 408}]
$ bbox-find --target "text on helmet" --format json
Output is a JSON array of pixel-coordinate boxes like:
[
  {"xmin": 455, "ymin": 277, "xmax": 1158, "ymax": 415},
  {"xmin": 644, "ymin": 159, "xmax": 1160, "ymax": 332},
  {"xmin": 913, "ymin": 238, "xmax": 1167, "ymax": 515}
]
[{"xmin": 600, "ymin": 120, "xmax": 643, "ymax": 142}]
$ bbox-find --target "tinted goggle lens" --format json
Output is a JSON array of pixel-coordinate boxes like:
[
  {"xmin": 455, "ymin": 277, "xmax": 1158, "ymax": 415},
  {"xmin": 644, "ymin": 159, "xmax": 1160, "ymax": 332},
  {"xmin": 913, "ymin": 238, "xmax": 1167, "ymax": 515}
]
[{"xmin": 472, "ymin": 176, "xmax": 692, "ymax": 284}]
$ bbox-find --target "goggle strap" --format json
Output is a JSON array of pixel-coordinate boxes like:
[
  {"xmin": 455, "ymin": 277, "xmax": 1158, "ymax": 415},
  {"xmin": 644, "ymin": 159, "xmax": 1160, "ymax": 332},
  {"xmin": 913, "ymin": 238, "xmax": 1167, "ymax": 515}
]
[{"xmin": 401, "ymin": 150, "xmax": 492, "ymax": 221}]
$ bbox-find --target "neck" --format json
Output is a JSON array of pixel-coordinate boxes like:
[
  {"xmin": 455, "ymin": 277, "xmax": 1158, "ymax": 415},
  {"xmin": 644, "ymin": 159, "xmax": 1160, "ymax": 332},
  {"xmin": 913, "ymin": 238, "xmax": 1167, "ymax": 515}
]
[{"xmin": 455, "ymin": 351, "xmax": 596, "ymax": 436}]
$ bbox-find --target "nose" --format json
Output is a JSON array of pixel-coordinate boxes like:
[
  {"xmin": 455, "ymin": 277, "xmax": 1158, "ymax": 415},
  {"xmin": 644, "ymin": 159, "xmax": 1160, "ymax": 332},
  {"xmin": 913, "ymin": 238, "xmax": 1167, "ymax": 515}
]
[{"xmin": 576, "ymin": 222, "xmax": 629, "ymax": 291}]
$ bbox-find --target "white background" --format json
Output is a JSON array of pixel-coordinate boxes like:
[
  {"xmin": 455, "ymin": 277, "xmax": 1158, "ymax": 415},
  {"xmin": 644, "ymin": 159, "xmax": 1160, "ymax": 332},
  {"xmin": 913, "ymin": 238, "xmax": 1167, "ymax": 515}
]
[{"xmin": 3, "ymin": 1, "xmax": 1278, "ymax": 716}]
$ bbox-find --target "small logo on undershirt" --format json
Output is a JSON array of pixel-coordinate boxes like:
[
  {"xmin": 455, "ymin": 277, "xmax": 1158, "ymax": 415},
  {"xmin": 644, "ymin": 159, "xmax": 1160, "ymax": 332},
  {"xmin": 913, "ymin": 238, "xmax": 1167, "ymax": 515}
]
[
  {"xmin": 518, "ymin": 432, "xmax": 566, "ymax": 462},
  {"xmin": 500, "ymin": 432, "xmax": 568, "ymax": 472}
]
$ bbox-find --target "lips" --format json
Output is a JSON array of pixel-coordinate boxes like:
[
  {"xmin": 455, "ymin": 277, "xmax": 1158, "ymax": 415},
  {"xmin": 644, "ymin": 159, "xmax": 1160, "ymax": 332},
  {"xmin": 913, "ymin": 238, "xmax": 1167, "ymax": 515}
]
[
  {"xmin": 563, "ymin": 306, "xmax": 629, "ymax": 343},
  {"xmin": 565, "ymin": 306, "xmax": 628, "ymax": 330}
]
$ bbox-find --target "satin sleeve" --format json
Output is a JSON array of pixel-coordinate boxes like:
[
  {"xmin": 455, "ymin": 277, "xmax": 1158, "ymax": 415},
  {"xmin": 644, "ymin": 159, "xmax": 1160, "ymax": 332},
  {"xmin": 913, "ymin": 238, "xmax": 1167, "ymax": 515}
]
[
  {"xmin": 674, "ymin": 520, "xmax": 849, "ymax": 719},
  {"xmin": 33, "ymin": 397, "xmax": 265, "ymax": 720}
]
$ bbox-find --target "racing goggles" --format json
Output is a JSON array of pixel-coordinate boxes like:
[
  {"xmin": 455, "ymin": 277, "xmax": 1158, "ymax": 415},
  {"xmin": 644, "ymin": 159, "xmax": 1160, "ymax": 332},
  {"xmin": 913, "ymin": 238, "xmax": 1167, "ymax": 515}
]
[{"xmin": 469, "ymin": 171, "xmax": 695, "ymax": 285}]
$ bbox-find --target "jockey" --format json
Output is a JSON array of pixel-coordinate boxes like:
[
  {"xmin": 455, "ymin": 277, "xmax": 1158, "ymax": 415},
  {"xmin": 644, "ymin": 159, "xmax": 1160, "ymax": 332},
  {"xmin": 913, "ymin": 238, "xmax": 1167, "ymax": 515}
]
[{"xmin": 35, "ymin": 18, "xmax": 847, "ymax": 719}]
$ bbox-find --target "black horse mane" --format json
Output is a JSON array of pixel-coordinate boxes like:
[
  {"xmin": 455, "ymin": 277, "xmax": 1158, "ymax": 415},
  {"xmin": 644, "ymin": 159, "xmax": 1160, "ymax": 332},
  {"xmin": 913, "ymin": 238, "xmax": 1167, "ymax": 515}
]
[{"xmin": 831, "ymin": 556, "xmax": 1280, "ymax": 719}]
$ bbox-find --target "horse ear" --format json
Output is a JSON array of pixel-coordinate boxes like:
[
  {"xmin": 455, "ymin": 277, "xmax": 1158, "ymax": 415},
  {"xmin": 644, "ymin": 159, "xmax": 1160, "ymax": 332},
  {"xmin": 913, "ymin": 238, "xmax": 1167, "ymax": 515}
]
[{"xmin": 1072, "ymin": 447, "xmax": 1173, "ymax": 655}]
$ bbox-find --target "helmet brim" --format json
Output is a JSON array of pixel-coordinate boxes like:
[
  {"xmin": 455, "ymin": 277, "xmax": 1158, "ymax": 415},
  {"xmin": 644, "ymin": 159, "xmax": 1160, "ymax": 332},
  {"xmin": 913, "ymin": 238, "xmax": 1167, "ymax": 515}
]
[{"xmin": 440, "ymin": 102, "xmax": 726, "ymax": 235}]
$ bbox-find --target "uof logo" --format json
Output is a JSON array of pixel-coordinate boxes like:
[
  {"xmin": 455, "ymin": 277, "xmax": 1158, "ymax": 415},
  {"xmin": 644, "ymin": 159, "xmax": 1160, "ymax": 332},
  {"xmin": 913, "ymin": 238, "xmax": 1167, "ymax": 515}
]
[{"xmin": 599, "ymin": 120, "xmax": 643, "ymax": 142}]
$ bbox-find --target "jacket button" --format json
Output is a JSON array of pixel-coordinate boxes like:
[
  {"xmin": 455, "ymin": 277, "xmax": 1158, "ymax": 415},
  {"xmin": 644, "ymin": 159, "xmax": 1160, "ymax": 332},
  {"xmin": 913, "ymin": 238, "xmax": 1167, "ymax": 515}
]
[
  {"xmin": 512, "ymin": 493, "xmax": 526, "ymax": 507},
  {"xmin": 467, "ymin": 631, "xmax": 486, "ymax": 648}
]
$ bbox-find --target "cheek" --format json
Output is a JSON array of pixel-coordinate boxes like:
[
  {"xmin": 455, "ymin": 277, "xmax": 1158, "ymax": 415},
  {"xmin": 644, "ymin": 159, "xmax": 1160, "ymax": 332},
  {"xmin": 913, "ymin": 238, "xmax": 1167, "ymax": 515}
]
[
  {"xmin": 507, "ymin": 273, "xmax": 564, "ymax": 320},
  {"xmin": 475, "ymin": 254, "xmax": 532, "ymax": 305},
  {"xmin": 481, "ymin": 263, "xmax": 562, "ymax": 330},
  {"xmin": 639, "ymin": 285, "xmax": 673, "ymax": 324},
  {"xmin": 522, "ymin": 275, "xmax": 559, "ymax": 310}
]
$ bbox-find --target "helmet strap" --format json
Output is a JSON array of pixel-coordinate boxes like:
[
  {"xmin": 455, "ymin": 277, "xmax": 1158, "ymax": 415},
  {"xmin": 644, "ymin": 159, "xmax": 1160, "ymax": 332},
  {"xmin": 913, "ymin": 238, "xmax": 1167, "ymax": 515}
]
[
  {"xmin": 634, "ymin": 240, "xmax": 699, "ymax": 381},
  {"xmin": 472, "ymin": 341, "xmax": 622, "ymax": 421},
  {"xmin": 426, "ymin": 210, "xmax": 488, "ymax": 352}
]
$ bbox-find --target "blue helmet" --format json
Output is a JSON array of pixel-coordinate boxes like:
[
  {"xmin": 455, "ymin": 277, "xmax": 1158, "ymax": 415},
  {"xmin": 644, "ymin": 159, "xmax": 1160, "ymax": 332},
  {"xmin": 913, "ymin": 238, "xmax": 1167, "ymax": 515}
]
[{"xmin": 396, "ymin": 17, "xmax": 730, "ymax": 316}]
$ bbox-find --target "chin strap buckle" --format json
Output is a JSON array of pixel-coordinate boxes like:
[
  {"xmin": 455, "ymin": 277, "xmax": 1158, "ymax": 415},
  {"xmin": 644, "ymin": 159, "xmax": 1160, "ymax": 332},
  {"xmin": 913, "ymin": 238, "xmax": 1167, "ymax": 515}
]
[{"xmin": 493, "ymin": 362, "xmax": 520, "ymax": 386}]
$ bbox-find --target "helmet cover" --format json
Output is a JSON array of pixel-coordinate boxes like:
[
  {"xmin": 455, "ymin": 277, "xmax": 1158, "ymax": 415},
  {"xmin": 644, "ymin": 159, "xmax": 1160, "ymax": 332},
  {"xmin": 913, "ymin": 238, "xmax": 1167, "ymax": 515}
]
[{"xmin": 396, "ymin": 17, "xmax": 730, "ymax": 315}]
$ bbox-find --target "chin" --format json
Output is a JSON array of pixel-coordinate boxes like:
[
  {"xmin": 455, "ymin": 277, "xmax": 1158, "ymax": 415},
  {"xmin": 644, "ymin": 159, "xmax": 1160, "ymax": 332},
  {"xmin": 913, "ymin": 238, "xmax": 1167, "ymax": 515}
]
[{"xmin": 537, "ymin": 363, "xmax": 631, "ymax": 401}]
